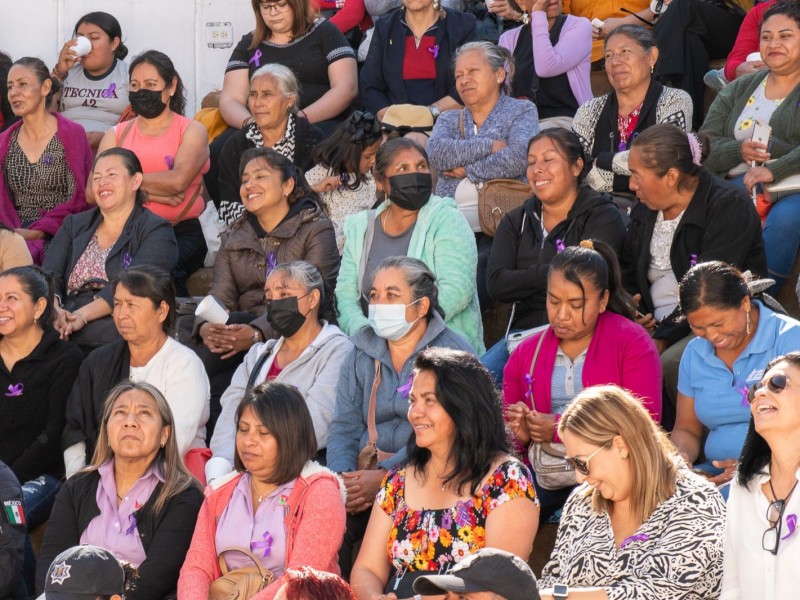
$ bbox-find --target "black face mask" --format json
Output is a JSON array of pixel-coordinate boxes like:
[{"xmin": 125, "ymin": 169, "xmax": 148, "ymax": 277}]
[
  {"xmin": 388, "ymin": 172, "xmax": 432, "ymax": 211},
  {"xmin": 129, "ymin": 88, "xmax": 168, "ymax": 119},
  {"xmin": 267, "ymin": 296, "xmax": 308, "ymax": 338}
]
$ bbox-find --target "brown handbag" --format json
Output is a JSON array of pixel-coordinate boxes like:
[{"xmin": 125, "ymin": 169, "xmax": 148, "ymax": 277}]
[
  {"xmin": 457, "ymin": 111, "xmax": 531, "ymax": 237},
  {"xmin": 209, "ymin": 548, "xmax": 274, "ymax": 600},
  {"xmin": 356, "ymin": 359, "xmax": 395, "ymax": 470}
]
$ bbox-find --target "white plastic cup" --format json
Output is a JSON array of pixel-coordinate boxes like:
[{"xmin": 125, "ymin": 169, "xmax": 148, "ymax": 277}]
[
  {"xmin": 72, "ymin": 36, "xmax": 92, "ymax": 58},
  {"xmin": 591, "ymin": 18, "xmax": 605, "ymax": 29},
  {"xmin": 195, "ymin": 295, "xmax": 229, "ymax": 324},
  {"xmin": 746, "ymin": 52, "xmax": 762, "ymax": 63}
]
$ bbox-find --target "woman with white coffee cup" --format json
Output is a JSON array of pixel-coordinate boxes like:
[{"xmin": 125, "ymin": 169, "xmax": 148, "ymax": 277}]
[{"xmin": 52, "ymin": 11, "xmax": 130, "ymax": 150}]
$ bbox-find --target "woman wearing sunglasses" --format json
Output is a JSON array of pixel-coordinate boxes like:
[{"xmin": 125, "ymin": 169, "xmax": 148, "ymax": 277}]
[
  {"xmin": 673, "ymin": 262, "xmax": 800, "ymax": 496},
  {"xmin": 722, "ymin": 352, "xmax": 800, "ymax": 598},
  {"xmin": 538, "ymin": 385, "xmax": 726, "ymax": 600}
]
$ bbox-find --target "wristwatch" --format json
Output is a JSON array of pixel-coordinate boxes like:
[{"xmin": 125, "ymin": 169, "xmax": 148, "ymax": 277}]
[
  {"xmin": 553, "ymin": 584, "xmax": 569, "ymax": 599},
  {"xmin": 429, "ymin": 104, "xmax": 441, "ymax": 120},
  {"xmin": 250, "ymin": 328, "xmax": 262, "ymax": 344}
]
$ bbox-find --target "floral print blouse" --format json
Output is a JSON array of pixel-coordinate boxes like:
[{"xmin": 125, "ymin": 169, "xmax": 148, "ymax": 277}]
[{"xmin": 377, "ymin": 460, "xmax": 537, "ymax": 573}]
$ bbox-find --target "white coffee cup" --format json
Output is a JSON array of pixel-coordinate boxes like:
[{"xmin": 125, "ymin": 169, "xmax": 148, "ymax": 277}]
[
  {"xmin": 195, "ymin": 295, "xmax": 229, "ymax": 325},
  {"xmin": 72, "ymin": 36, "xmax": 92, "ymax": 58},
  {"xmin": 746, "ymin": 52, "xmax": 762, "ymax": 63}
]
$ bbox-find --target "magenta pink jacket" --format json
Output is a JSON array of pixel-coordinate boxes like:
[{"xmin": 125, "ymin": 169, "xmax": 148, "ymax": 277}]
[
  {"xmin": 502, "ymin": 311, "xmax": 662, "ymax": 446},
  {"xmin": 178, "ymin": 463, "xmax": 346, "ymax": 600},
  {"xmin": 0, "ymin": 112, "xmax": 91, "ymax": 263}
]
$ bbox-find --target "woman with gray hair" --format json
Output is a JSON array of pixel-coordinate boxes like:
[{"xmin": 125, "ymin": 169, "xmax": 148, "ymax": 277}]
[
  {"xmin": 37, "ymin": 381, "xmax": 204, "ymax": 600},
  {"xmin": 215, "ymin": 64, "xmax": 323, "ymax": 225},
  {"xmin": 205, "ymin": 260, "xmax": 352, "ymax": 482},
  {"xmin": 328, "ymin": 256, "xmax": 475, "ymax": 577}
]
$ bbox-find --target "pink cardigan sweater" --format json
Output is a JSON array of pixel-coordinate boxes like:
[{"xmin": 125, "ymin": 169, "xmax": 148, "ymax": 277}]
[
  {"xmin": 0, "ymin": 112, "xmax": 91, "ymax": 263},
  {"xmin": 502, "ymin": 311, "xmax": 662, "ymax": 445},
  {"xmin": 178, "ymin": 463, "xmax": 347, "ymax": 600}
]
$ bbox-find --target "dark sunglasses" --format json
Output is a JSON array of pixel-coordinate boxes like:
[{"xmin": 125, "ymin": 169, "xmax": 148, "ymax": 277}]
[
  {"xmin": 747, "ymin": 374, "xmax": 790, "ymax": 404},
  {"xmin": 763, "ymin": 498, "xmax": 786, "ymax": 555},
  {"xmin": 566, "ymin": 442, "xmax": 611, "ymax": 476}
]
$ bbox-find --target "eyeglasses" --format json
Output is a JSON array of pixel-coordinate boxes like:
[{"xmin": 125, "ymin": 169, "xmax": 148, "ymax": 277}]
[
  {"xmin": 566, "ymin": 442, "xmax": 611, "ymax": 476},
  {"xmin": 763, "ymin": 498, "xmax": 786, "ymax": 555},
  {"xmin": 747, "ymin": 374, "xmax": 790, "ymax": 404},
  {"xmin": 259, "ymin": 1, "xmax": 290, "ymax": 14}
]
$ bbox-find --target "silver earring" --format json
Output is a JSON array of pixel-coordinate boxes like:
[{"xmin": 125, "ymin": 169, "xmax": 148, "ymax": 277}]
[
  {"xmin": 433, "ymin": 0, "xmax": 439, "ymax": 9},
  {"xmin": 746, "ymin": 310, "xmax": 751, "ymax": 336},
  {"xmin": 521, "ymin": 12, "xmax": 530, "ymax": 25}
]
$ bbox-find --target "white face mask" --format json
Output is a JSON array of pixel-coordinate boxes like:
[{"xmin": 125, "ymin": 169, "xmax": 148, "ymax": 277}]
[{"xmin": 368, "ymin": 299, "xmax": 421, "ymax": 341}]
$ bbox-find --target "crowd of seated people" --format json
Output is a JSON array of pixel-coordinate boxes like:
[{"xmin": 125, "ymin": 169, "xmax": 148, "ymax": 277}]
[{"xmin": 2, "ymin": 1, "xmax": 800, "ymax": 598}]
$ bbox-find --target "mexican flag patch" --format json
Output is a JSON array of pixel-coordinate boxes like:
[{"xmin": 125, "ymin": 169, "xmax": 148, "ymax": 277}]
[{"xmin": 3, "ymin": 500, "xmax": 25, "ymax": 525}]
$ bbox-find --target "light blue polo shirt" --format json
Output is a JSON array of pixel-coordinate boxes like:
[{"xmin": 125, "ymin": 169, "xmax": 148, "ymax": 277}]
[{"xmin": 678, "ymin": 302, "xmax": 800, "ymax": 463}]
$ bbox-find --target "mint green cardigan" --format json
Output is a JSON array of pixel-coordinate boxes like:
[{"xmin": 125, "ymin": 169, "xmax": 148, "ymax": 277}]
[
  {"xmin": 701, "ymin": 70, "xmax": 800, "ymax": 182},
  {"xmin": 335, "ymin": 195, "xmax": 485, "ymax": 354}
]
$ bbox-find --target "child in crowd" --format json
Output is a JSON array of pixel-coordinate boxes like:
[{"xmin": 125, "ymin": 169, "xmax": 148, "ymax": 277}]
[{"xmin": 305, "ymin": 111, "xmax": 382, "ymax": 253}]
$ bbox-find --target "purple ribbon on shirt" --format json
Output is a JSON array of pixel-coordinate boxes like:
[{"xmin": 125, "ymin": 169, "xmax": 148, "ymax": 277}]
[
  {"xmin": 164, "ymin": 154, "xmax": 175, "ymax": 170},
  {"xmin": 782, "ymin": 514, "xmax": 797, "ymax": 540},
  {"xmin": 555, "ymin": 239, "xmax": 566, "ymax": 253},
  {"xmin": 689, "ymin": 253, "xmax": 698, "ymax": 268},
  {"xmin": 4, "ymin": 383, "xmax": 23, "ymax": 397},
  {"xmin": 248, "ymin": 49, "xmax": 263, "ymax": 67},
  {"xmin": 736, "ymin": 382, "xmax": 750, "ymax": 407},
  {"xmin": 102, "ymin": 83, "xmax": 117, "ymax": 98},
  {"xmin": 524, "ymin": 374, "xmax": 533, "ymax": 400},
  {"xmin": 397, "ymin": 374, "xmax": 413, "ymax": 398},
  {"xmin": 266, "ymin": 252, "xmax": 278, "ymax": 276},
  {"xmin": 42, "ymin": 154, "xmax": 54, "ymax": 166},
  {"xmin": 125, "ymin": 513, "xmax": 138, "ymax": 536},
  {"xmin": 122, "ymin": 252, "xmax": 132, "ymax": 269},
  {"xmin": 620, "ymin": 533, "xmax": 649, "ymax": 549},
  {"xmin": 251, "ymin": 530, "xmax": 274, "ymax": 557},
  {"xmin": 428, "ymin": 45, "xmax": 440, "ymax": 60}
]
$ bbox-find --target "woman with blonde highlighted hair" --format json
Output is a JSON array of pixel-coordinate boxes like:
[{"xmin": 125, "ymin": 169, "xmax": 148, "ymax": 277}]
[
  {"xmin": 37, "ymin": 381, "xmax": 203, "ymax": 600},
  {"xmin": 538, "ymin": 385, "xmax": 725, "ymax": 600}
]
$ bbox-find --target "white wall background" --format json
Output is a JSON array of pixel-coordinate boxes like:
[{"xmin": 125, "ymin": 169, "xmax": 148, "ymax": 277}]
[{"xmin": 0, "ymin": 0, "xmax": 257, "ymax": 114}]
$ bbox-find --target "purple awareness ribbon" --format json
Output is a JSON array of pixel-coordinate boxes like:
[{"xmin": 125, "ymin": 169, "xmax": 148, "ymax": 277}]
[
  {"xmin": 397, "ymin": 374, "xmax": 413, "ymax": 398},
  {"xmin": 620, "ymin": 533, "xmax": 649, "ymax": 549},
  {"xmin": 102, "ymin": 83, "xmax": 117, "ymax": 98},
  {"xmin": 737, "ymin": 382, "xmax": 750, "ymax": 407},
  {"xmin": 524, "ymin": 374, "xmax": 533, "ymax": 400},
  {"xmin": 122, "ymin": 252, "xmax": 132, "ymax": 269},
  {"xmin": 125, "ymin": 513, "xmax": 138, "ymax": 536},
  {"xmin": 689, "ymin": 253, "xmax": 698, "ymax": 268},
  {"xmin": 266, "ymin": 252, "xmax": 278, "ymax": 276},
  {"xmin": 164, "ymin": 155, "xmax": 175, "ymax": 170},
  {"xmin": 251, "ymin": 530, "xmax": 273, "ymax": 557},
  {"xmin": 42, "ymin": 154, "xmax": 54, "ymax": 166},
  {"xmin": 782, "ymin": 514, "xmax": 797, "ymax": 541},
  {"xmin": 428, "ymin": 45, "xmax": 440, "ymax": 59},
  {"xmin": 248, "ymin": 49, "xmax": 263, "ymax": 67},
  {"xmin": 555, "ymin": 239, "xmax": 566, "ymax": 253},
  {"xmin": 5, "ymin": 383, "xmax": 23, "ymax": 397}
]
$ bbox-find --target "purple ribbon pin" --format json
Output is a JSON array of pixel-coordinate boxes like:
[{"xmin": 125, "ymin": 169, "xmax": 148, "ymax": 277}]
[
  {"xmin": 42, "ymin": 154, "xmax": 54, "ymax": 166},
  {"xmin": 555, "ymin": 239, "xmax": 566, "ymax": 253},
  {"xmin": 251, "ymin": 530, "xmax": 273, "ymax": 557},
  {"xmin": 736, "ymin": 382, "xmax": 750, "ymax": 407},
  {"xmin": 125, "ymin": 513, "xmax": 138, "ymax": 536},
  {"xmin": 4, "ymin": 383, "xmax": 23, "ymax": 397},
  {"xmin": 122, "ymin": 252, "xmax": 132, "ymax": 269},
  {"xmin": 782, "ymin": 514, "xmax": 797, "ymax": 540},
  {"xmin": 620, "ymin": 533, "xmax": 649, "ymax": 549},
  {"xmin": 102, "ymin": 82, "xmax": 117, "ymax": 98},
  {"xmin": 428, "ymin": 45, "xmax": 440, "ymax": 60},
  {"xmin": 266, "ymin": 252, "xmax": 278, "ymax": 276},
  {"xmin": 164, "ymin": 155, "xmax": 175, "ymax": 170},
  {"xmin": 248, "ymin": 49, "xmax": 263, "ymax": 67},
  {"xmin": 524, "ymin": 374, "xmax": 533, "ymax": 400},
  {"xmin": 689, "ymin": 253, "xmax": 698, "ymax": 268},
  {"xmin": 397, "ymin": 374, "xmax": 413, "ymax": 398}
]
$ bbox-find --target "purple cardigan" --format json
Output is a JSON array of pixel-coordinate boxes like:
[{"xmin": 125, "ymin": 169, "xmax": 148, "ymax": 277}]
[
  {"xmin": 502, "ymin": 311, "xmax": 662, "ymax": 445},
  {"xmin": 499, "ymin": 12, "xmax": 593, "ymax": 110},
  {"xmin": 0, "ymin": 112, "xmax": 92, "ymax": 263}
]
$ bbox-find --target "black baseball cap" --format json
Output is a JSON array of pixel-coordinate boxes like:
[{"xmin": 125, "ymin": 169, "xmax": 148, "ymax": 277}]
[
  {"xmin": 414, "ymin": 548, "xmax": 540, "ymax": 600},
  {"xmin": 39, "ymin": 545, "xmax": 124, "ymax": 600}
]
